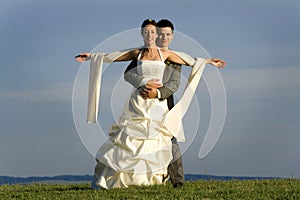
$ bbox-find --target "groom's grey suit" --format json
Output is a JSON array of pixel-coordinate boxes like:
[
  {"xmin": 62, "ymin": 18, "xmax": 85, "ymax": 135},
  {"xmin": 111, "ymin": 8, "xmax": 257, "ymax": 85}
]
[{"xmin": 124, "ymin": 59, "xmax": 185, "ymax": 187}]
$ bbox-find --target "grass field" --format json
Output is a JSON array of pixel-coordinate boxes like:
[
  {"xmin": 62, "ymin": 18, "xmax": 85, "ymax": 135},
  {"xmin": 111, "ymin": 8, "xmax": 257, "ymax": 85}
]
[{"xmin": 0, "ymin": 179, "xmax": 299, "ymax": 200}]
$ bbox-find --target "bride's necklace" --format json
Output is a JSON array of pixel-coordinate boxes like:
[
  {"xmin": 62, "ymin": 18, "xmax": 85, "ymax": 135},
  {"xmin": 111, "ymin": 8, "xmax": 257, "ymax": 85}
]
[{"xmin": 147, "ymin": 48, "xmax": 156, "ymax": 57}]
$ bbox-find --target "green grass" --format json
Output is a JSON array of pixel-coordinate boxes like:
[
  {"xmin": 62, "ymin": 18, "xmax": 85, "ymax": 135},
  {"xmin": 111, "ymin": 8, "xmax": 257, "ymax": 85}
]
[{"xmin": 0, "ymin": 179, "xmax": 299, "ymax": 200}]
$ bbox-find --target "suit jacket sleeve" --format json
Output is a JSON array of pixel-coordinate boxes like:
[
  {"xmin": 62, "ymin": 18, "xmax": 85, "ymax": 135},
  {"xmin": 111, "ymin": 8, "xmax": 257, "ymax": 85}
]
[
  {"xmin": 124, "ymin": 60, "xmax": 143, "ymax": 88},
  {"xmin": 158, "ymin": 63, "xmax": 182, "ymax": 100}
]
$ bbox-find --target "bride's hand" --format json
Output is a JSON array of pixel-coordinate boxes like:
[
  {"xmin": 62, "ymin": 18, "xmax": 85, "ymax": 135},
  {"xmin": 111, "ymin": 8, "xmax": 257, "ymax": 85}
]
[
  {"xmin": 146, "ymin": 79, "xmax": 162, "ymax": 89},
  {"xmin": 206, "ymin": 58, "xmax": 227, "ymax": 69},
  {"xmin": 75, "ymin": 53, "xmax": 91, "ymax": 62}
]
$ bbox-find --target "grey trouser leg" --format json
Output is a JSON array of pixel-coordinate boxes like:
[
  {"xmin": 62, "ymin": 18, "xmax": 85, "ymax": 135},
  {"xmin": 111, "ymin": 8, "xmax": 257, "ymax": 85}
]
[{"xmin": 168, "ymin": 137, "xmax": 184, "ymax": 186}]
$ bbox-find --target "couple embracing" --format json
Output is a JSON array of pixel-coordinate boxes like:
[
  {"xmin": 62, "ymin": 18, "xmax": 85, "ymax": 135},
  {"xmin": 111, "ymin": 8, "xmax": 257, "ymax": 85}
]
[{"xmin": 75, "ymin": 19, "xmax": 226, "ymax": 190}]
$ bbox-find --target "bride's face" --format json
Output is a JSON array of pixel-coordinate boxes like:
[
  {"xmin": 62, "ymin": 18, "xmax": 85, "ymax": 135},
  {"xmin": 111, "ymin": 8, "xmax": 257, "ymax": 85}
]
[{"xmin": 141, "ymin": 25, "xmax": 157, "ymax": 46}]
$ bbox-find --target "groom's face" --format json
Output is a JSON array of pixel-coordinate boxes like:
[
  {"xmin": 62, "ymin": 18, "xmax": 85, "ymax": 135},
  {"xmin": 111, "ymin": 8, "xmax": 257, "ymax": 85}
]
[{"xmin": 157, "ymin": 27, "xmax": 174, "ymax": 48}]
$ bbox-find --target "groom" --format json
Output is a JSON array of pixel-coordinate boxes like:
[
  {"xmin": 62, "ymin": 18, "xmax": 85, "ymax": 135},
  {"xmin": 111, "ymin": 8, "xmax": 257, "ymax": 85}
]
[{"xmin": 124, "ymin": 19, "xmax": 184, "ymax": 188}]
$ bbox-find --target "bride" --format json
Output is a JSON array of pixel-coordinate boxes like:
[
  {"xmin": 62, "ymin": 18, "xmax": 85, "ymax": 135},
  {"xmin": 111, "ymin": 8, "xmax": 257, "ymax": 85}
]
[{"xmin": 75, "ymin": 19, "xmax": 226, "ymax": 189}]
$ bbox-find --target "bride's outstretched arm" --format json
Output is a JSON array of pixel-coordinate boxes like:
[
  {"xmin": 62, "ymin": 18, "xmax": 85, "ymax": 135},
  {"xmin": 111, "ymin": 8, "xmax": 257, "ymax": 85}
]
[
  {"xmin": 165, "ymin": 50, "xmax": 191, "ymax": 65},
  {"xmin": 165, "ymin": 50, "xmax": 226, "ymax": 69},
  {"xmin": 113, "ymin": 49, "xmax": 139, "ymax": 62},
  {"xmin": 75, "ymin": 49, "xmax": 140, "ymax": 63}
]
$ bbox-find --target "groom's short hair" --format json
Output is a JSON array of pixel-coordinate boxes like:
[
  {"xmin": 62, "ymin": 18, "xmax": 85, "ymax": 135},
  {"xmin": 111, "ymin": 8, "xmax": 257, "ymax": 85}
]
[{"xmin": 157, "ymin": 19, "xmax": 174, "ymax": 32}]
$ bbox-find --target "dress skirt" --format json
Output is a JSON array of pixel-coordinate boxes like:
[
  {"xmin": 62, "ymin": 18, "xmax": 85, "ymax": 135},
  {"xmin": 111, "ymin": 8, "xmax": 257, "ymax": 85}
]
[{"xmin": 93, "ymin": 89, "xmax": 173, "ymax": 189}]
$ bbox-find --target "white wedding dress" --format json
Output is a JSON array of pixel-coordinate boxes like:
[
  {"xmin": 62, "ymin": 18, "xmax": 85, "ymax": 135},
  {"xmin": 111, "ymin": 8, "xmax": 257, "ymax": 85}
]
[{"xmin": 92, "ymin": 49, "xmax": 174, "ymax": 189}]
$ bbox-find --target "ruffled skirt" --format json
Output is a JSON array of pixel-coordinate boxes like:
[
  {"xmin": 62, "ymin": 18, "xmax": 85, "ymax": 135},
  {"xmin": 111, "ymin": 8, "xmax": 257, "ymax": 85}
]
[{"xmin": 93, "ymin": 90, "xmax": 173, "ymax": 189}]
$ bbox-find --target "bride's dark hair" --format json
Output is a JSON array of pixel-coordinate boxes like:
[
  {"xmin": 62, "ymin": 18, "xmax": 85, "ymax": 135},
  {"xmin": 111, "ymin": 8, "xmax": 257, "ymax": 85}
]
[{"xmin": 141, "ymin": 19, "xmax": 157, "ymax": 28}]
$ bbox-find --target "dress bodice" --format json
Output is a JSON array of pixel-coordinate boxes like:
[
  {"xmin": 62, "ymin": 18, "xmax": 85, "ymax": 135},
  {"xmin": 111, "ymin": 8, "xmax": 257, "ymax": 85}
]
[{"xmin": 136, "ymin": 48, "xmax": 165, "ymax": 83}]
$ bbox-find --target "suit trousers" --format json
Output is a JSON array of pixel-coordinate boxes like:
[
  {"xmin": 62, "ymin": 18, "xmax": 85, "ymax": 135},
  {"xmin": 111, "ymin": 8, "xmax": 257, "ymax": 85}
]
[{"xmin": 168, "ymin": 137, "xmax": 184, "ymax": 185}]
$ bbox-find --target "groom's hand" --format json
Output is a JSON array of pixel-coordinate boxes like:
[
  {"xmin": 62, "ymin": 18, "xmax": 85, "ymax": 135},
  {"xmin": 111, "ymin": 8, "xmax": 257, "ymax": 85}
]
[
  {"xmin": 139, "ymin": 78, "xmax": 162, "ymax": 99},
  {"xmin": 139, "ymin": 86, "xmax": 158, "ymax": 99}
]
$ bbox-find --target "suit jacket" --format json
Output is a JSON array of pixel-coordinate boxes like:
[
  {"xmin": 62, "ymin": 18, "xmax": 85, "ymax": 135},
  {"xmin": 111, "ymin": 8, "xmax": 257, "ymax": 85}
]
[{"xmin": 124, "ymin": 60, "xmax": 182, "ymax": 110}]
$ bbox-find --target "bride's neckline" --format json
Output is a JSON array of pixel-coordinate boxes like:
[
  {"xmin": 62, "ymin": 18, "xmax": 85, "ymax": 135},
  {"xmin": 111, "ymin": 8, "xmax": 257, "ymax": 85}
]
[{"xmin": 139, "ymin": 47, "xmax": 163, "ymax": 61}]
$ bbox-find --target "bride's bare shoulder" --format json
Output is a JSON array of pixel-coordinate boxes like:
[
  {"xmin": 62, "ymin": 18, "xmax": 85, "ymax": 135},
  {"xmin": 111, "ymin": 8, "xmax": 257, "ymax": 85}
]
[
  {"xmin": 160, "ymin": 48, "xmax": 169, "ymax": 53},
  {"xmin": 160, "ymin": 48, "xmax": 173, "ymax": 56},
  {"xmin": 129, "ymin": 48, "xmax": 143, "ymax": 58},
  {"xmin": 132, "ymin": 48, "xmax": 141, "ymax": 54}
]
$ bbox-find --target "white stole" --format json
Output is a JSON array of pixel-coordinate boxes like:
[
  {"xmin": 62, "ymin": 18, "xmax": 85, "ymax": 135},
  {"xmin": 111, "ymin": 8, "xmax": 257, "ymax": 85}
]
[{"xmin": 86, "ymin": 49, "xmax": 206, "ymax": 142}]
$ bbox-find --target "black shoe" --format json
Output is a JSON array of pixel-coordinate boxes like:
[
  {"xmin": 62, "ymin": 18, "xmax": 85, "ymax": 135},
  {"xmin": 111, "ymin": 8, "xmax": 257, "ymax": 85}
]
[{"xmin": 173, "ymin": 182, "xmax": 183, "ymax": 188}]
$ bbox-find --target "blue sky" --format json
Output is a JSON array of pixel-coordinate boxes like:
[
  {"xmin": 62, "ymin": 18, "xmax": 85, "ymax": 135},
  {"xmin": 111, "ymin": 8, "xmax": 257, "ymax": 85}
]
[{"xmin": 0, "ymin": 0, "xmax": 299, "ymax": 178}]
